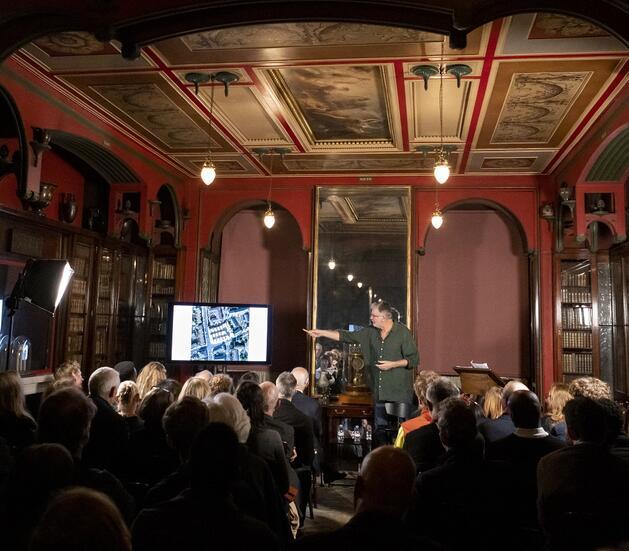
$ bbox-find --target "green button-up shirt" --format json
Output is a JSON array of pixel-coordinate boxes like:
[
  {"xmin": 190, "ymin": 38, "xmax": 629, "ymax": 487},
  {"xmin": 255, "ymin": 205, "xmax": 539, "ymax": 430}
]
[{"xmin": 338, "ymin": 322, "xmax": 419, "ymax": 403}]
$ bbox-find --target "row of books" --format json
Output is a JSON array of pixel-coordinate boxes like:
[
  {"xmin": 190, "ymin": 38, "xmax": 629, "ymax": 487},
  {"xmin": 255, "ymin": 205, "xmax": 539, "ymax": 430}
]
[
  {"xmin": 68, "ymin": 316, "xmax": 85, "ymax": 333},
  {"xmin": 561, "ymin": 305, "xmax": 592, "ymax": 328},
  {"xmin": 149, "ymin": 342, "xmax": 167, "ymax": 358},
  {"xmin": 562, "ymin": 330, "xmax": 592, "ymax": 349},
  {"xmin": 71, "ymin": 257, "xmax": 88, "ymax": 278},
  {"xmin": 71, "ymin": 279, "xmax": 88, "ymax": 296},
  {"xmin": 560, "ymin": 288, "xmax": 592, "ymax": 303},
  {"xmin": 561, "ymin": 271, "xmax": 589, "ymax": 287},
  {"xmin": 96, "ymin": 300, "xmax": 112, "ymax": 314},
  {"xmin": 562, "ymin": 352, "xmax": 593, "ymax": 374},
  {"xmin": 69, "ymin": 298, "xmax": 86, "ymax": 314},
  {"xmin": 66, "ymin": 334, "xmax": 83, "ymax": 354},
  {"xmin": 152, "ymin": 285, "xmax": 175, "ymax": 296},
  {"xmin": 154, "ymin": 261, "xmax": 176, "ymax": 279}
]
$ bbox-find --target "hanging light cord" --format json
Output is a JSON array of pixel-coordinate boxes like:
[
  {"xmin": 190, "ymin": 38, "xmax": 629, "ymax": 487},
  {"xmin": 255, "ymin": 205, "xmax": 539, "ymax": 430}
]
[
  {"xmin": 267, "ymin": 152, "xmax": 274, "ymax": 205},
  {"xmin": 439, "ymin": 40, "xmax": 444, "ymax": 154},
  {"xmin": 207, "ymin": 76, "xmax": 216, "ymax": 158}
]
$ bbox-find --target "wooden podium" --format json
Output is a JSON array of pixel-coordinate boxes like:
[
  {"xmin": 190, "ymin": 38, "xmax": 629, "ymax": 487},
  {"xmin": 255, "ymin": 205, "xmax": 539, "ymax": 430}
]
[{"xmin": 453, "ymin": 366, "xmax": 505, "ymax": 395}]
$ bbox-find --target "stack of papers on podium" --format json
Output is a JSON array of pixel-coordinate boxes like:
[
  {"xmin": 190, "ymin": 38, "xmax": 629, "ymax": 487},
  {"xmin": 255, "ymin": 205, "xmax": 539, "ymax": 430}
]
[{"xmin": 470, "ymin": 361, "xmax": 489, "ymax": 369}]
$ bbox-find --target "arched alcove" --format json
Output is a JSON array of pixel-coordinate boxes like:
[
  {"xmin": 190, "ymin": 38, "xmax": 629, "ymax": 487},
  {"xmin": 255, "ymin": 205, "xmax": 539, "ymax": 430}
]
[
  {"xmin": 418, "ymin": 202, "xmax": 530, "ymax": 380},
  {"xmin": 216, "ymin": 202, "xmax": 308, "ymax": 375},
  {"xmin": 154, "ymin": 184, "xmax": 181, "ymax": 246}
]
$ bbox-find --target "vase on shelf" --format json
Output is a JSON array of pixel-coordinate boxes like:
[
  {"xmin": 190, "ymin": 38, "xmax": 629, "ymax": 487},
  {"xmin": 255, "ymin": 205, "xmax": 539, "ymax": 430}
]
[{"xmin": 61, "ymin": 192, "xmax": 78, "ymax": 223}]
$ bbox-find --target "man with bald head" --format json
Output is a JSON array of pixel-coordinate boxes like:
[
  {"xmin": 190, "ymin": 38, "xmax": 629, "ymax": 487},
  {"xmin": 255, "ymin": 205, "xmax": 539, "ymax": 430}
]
[
  {"xmin": 479, "ymin": 380, "xmax": 529, "ymax": 443},
  {"xmin": 294, "ymin": 446, "xmax": 430, "ymax": 550}
]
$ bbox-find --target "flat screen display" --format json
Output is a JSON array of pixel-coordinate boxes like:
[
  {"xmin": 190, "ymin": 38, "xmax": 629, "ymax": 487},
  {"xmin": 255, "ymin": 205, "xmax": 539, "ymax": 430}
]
[{"xmin": 169, "ymin": 302, "xmax": 271, "ymax": 364}]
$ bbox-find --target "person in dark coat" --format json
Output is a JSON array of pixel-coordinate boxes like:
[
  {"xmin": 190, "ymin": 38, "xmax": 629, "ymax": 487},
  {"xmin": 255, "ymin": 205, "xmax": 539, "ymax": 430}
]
[
  {"xmin": 478, "ymin": 380, "xmax": 528, "ymax": 444},
  {"xmin": 0, "ymin": 371, "xmax": 37, "ymax": 454},
  {"xmin": 132, "ymin": 423, "xmax": 280, "ymax": 551}
]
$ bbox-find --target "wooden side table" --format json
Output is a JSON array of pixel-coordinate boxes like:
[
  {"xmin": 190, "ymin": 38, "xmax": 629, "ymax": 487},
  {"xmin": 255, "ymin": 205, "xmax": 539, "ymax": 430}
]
[{"xmin": 322, "ymin": 402, "xmax": 374, "ymax": 472}]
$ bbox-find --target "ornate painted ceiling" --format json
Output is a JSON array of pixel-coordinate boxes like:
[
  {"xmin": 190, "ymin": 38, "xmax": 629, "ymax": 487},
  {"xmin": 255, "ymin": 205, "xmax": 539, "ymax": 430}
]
[{"xmin": 11, "ymin": 13, "xmax": 628, "ymax": 180}]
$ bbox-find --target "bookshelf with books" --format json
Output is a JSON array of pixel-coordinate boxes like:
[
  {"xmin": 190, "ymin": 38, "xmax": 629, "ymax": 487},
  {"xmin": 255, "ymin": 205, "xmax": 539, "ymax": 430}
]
[
  {"xmin": 92, "ymin": 246, "xmax": 115, "ymax": 372},
  {"xmin": 555, "ymin": 256, "xmax": 599, "ymax": 381}
]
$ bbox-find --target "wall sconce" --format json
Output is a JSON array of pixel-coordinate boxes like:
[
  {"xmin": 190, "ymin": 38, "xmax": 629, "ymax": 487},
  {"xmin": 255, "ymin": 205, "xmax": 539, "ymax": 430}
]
[{"xmin": 540, "ymin": 203, "xmax": 555, "ymax": 220}]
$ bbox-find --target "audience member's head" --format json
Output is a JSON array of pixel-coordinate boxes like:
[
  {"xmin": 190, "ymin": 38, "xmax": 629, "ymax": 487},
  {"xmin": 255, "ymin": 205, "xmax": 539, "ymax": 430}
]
[
  {"xmin": 259, "ymin": 381, "xmax": 280, "ymax": 416},
  {"xmin": 155, "ymin": 377, "xmax": 182, "ymax": 398},
  {"xmin": 508, "ymin": 390, "xmax": 542, "ymax": 429},
  {"xmin": 502, "ymin": 380, "xmax": 529, "ymax": 411},
  {"xmin": 195, "ymin": 369, "xmax": 213, "ymax": 382},
  {"xmin": 437, "ymin": 397, "xmax": 479, "ymax": 450},
  {"xmin": 30, "ymin": 488, "xmax": 131, "ymax": 551},
  {"xmin": 113, "ymin": 361, "xmax": 136, "ymax": 383},
  {"xmin": 0, "ymin": 370, "xmax": 32, "ymax": 419},
  {"xmin": 564, "ymin": 396, "xmax": 607, "ymax": 444},
  {"xmin": 482, "ymin": 386, "xmax": 504, "ymax": 420},
  {"xmin": 597, "ymin": 398, "xmax": 626, "ymax": 446},
  {"xmin": 413, "ymin": 370, "xmax": 440, "ymax": 410},
  {"xmin": 291, "ymin": 366, "xmax": 309, "ymax": 392},
  {"xmin": 54, "ymin": 360, "xmax": 83, "ymax": 387},
  {"xmin": 116, "ymin": 380, "xmax": 140, "ymax": 417},
  {"xmin": 276, "ymin": 371, "xmax": 297, "ymax": 400},
  {"xmin": 208, "ymin": 373, "xmax": 234, "ymax": 397},
  {"xmin": 139, "ymin": 386, "xmax": 175, "ymax": 430},
  {"xmin": 189, "ymin": 423, "xmax": 240, "ymax": 497},
  {"xmin": 355, "ymin": 446, "xmax": 415, "ymax": 517},
  {"xmin": 136, "ymin": 361, "xmax": 167, "ymax": 399},
  {"xmin": 238, "ymin": 371, "xmax": 260, "ymax": 385},
  {"xmin": 568, "ymin": 376, "xmax": 612, "ymax": 400},
  {"xmin": 545, "ymin": 382, "xmax": 572, "ymax": 423},
  {"xmin": 162, "ymin": 396, "xmax": 209, "ymax": 460},
  {"xmin": 425, "ymin": 378, "xmax": 460, "ymax": 420},
  {"xmin": 88, "ymin": 367, "xmax": 120, "ymax": 405},
  {"xmin": 235, "ymin": 381, "xmax": 265, "ymax": 427},
  {"xmin": 42, "ymin": 377, "xmax": 77, "ymax": 401},
  {"xmin": 37, "ymin": 387, "xmax": 96, "ymax": 458},
  {"xmin": 206, "ymin": 392, "xmax": 252, "ymax": 444},
  {"xmin": 179, "ymin": 377, "xmax": 211, "ymax": 402}
]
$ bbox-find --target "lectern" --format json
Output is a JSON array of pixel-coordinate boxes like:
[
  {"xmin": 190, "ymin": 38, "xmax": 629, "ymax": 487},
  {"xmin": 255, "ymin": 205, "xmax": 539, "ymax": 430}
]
[{"xmin": 453, "ymin": 366, "xmax": 505, "ymax": 395}]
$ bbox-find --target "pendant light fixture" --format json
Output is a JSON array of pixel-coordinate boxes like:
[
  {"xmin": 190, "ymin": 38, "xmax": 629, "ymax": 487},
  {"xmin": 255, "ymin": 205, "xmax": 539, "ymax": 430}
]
[
  {"xmin": 186, "ymin": 70, "xmax": 239, "ymax": 186},
  {"xmin": 263, "ymin": 150, "xmax": 276, "ymax": 228},
  {"xmin": 433, "ymin": 45, "xmax": 450, "ymax": 185}
]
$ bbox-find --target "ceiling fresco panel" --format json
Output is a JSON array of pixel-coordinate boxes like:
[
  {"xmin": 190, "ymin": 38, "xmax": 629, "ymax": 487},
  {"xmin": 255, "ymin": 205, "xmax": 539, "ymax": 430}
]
[
  {"xmin": 476, "ymin": 58, "xmax": 624, "ymax": 149},
  {"xmin": 268, "ymin": 65, "xmax": 393, "ymax": 146}
]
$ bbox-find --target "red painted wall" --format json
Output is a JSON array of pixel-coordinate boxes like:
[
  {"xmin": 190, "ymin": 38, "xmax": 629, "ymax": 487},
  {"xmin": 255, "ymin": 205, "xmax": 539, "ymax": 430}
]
[
  {"xmin": 218, "ymin": 208, "xmax": 309, "ymax": 374},
  {"xmin": 418, "ymin": 210, "xmax": 530, "ymax": 379}
]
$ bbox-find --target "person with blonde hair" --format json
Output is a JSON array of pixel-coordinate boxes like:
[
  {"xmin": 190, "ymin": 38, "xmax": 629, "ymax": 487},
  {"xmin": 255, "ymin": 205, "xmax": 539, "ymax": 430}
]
[
  {"xmin": 179, "ymin": 377, "xmax": 211, "ymax": 401},
  {"xmin": 116, "ymin": 380, "xmax": 143, "ymax": 434},
  {"xmin": 541, "ymin": 383, "xmax": 572, "ymax": 441},
  {"xmin": 482, "ymin": 386, "xmax": 504, "ymax": 420},
  {"xmin": 54, "ymin": 360, "xmax": 83, "ymax": 387},
  {"xmin": 394, "ymin": 370, "xmax": 439, "ymax": 448},
  {"xmin": 208, "ymin": 373, "xmax": 234, "ymax": 397},
  {"xmin": 136, "ymin": 361, "xmax": 167, "ymax": 399},
  {"xmin": 568, "ymin": 376, "xmax": 612, "ymax": 400},
  {"xmin": 0, "ymin": 371, "xmax": 36, "ymax": 452}
]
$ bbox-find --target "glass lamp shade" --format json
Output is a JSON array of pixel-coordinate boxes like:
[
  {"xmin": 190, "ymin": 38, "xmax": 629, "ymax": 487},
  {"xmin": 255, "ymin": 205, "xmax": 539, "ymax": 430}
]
[
  {"xmin": 263, "ymin": 207, "xmax": 276, "ymax": 229},
  {"xmin": 357, "ymin": 281, "xmax": 363, "ymax": 288},
  {"xmin": 200, "ymin": 160, "xmax": 216, "ymax": 185},
  {"xmin": 347, "ymin": 274, "xmax": 354, "ymax": 282},
  {"xmin": 327, "ymin": 258, "xmax": 336, "ymax": 270},
  {"xmin": 433, "ymin": 159, "xmax": 450, "ymax": 184},
  {"xmin": 431, "ymin": 209, "xmax": 444, "ymax": 229}
]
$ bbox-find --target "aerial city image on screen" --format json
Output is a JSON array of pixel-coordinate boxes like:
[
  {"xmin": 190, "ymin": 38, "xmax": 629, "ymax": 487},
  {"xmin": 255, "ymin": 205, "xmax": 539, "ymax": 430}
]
[{"xmin": 190, "ymin": 305, "xmax": 250, "ymax": 361}]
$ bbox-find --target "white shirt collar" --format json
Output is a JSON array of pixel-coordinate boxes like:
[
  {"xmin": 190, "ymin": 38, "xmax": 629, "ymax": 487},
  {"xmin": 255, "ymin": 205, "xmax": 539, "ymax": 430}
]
[{"xmin": 513, "ymin": 427, "xmax": 548, "ymax": 439}]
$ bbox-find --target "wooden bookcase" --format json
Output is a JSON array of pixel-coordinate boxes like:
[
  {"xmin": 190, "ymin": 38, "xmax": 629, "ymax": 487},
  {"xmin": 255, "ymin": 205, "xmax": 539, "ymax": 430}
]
[{"xmin": 555, "ymin": 254, "xmax": 600, "ymax": 381}]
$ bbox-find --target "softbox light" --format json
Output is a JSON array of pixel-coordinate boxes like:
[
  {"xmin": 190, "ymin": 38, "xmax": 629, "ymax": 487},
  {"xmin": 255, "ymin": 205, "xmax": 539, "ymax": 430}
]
[{"xmin": 11, "ymin": 259, "xmax": 74, "ymax": 315}]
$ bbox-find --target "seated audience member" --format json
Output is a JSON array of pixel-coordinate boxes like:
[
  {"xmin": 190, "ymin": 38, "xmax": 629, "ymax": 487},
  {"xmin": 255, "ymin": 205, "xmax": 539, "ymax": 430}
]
[
  {"xmin": 136, "ymin": 361, "xmax": 167, "ymax": 400},
  {"xmin": 116, "ymin": 380, "xmax": 144, "ymax": 435},
  {"xmin": 260, "ymin": 381, "xmax": 295, "ymax": 459},
  {"xmin": 128, "ymin": 386, "xmax": 178, "ymax": 486},
  {"xmin": 207, "ymin": 393, "xmax": 292, "ymax": 544},
  {"xmin": 31, "ymin": 487, "xmax": 132, "ymax": 551},
  {"xmin": 132, "ymin": 423, "xmax": 280, "ymax": 551},
  {"xmin": 482, "ymin": 385, "xmax": 504, "ymax": 420},
  {"xmin": 0, "ymin": 443, "xmax": 74, "ymax": 551},
  {"xmin": 178, "ymin": 376, "xmax": 211, "ymax": 401},
  {"xmin": 154, "ymin": 377, "xmax": 182, "ymax": 398},
  {"xmin": 82, "ymin": 367, "xmax": 129, "ymax": 476},
  {"xmin": 296, "ymin": 446, "xmax": 434, "ymax": 551},
  {"xmin": 114, "ymin": 361, "xmax": 137, "ymax": 383},
  {"xmin": 478, "ymin": 380, "xmax": 528, "ymax": 443},
  {"xmin": 537, "ymin": 397, "xmax": 629, "ymax": 550},
  {"xmin": 403, "ymin": 377, "xmax": 459, "ymax": 473},
  {"xmin": 237, "ymin": 381, "xmax": 291, "ymax": 496},
  {"xmin": 395, "ymin": 370, "xmax": 440, "ymax": 448},
  {"xmin": 54, "ymin": 360, "xmax": 84, "ymax": 387},
  {"xmin": 488, "ymin": 390, "xmax": 564, "ymax": 532},
  {"xmin": 568, "ymin": 376, "xmax": 612, "ymax": 400},
  {"xmin": 541, "ymin": 383, "xmax": 572, "ymax": 441},
  {"xmin": 239, "ymin": 370, "xmax": 261, "ymax": 386},
  {"xmin": 208, "ymin": 373, "xmax": 235, "ymax": 397},
  {"xmin": 0, "ymin": 371, "xmax": 36, "ymax": 453},
  {"xmin": 144, "ymin": 396, "xmax": 209, "ymax": 507},
  {"xmin": 408, "ymin": 397, "xmax": 509, "ymax": 551},
  {"xmin": 42, "ymin": 376, "xmax": 76, "ymax": 400},
  {"xmin": 195, "ymin": 369, "xmax": 213, "ymax": 382},
  {"xmin": 37, "ymin": 387, "xmax": 135, "ymax": 524},
  {"xmin": 598, "ymin": 398, "xmax": 629, "ymax": 466}
]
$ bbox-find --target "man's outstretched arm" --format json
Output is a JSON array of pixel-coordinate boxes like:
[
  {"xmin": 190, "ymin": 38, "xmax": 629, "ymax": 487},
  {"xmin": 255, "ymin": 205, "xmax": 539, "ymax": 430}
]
[{"xmin": 303, "ymin": 328, "xmax": 340, "ymax": 341}]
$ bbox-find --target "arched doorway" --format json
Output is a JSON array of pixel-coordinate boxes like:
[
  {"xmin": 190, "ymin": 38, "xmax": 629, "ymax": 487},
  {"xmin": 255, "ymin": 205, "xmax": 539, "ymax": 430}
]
[{"xmin": 418, "ymin": 201, "xmax": 530, "ymax": 381}]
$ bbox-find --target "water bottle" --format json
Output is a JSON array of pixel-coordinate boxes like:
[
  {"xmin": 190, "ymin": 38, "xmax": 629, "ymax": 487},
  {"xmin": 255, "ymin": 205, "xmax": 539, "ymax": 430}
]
[
  {"xmin": 337, "ymin": 424, "xmax": 345, "ymax": 443},
  {"xmin": 365, "ymin": 424, "xmax": 372, "ymax": 441}
]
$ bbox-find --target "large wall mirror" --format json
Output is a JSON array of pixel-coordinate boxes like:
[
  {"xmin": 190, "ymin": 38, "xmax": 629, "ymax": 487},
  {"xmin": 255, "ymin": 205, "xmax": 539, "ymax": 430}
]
[{"xmin": 313, "ymin": 186, "xmax": 411, "ymax": 398}]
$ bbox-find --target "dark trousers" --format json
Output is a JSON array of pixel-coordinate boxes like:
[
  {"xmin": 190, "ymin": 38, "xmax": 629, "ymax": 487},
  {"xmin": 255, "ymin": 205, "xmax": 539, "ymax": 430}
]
[{"xmin": 373, "ymin": 400, "xmax": 412, "ymax": 447}]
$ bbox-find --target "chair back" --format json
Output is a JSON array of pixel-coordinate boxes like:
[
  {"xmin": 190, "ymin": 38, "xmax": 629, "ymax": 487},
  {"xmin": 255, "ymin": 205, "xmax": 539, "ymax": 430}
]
[{"xmin": 385, "ymin": 401, "xmax": 412, "ymax": 420}]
